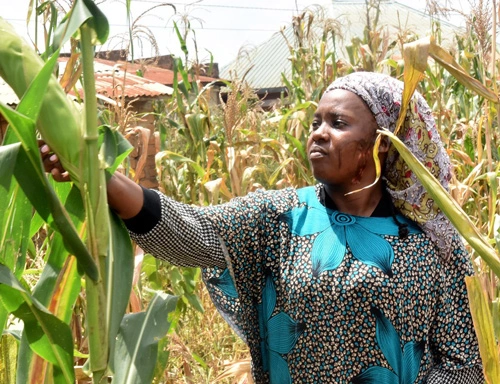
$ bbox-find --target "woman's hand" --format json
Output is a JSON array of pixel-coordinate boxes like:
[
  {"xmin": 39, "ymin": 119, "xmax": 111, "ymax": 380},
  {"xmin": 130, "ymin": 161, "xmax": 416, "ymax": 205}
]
[
  {"xmin": 39, "ymin": 140, "xmax": 144, "ymax": 219},
  {"xmin": 39, "ymin": 140, "xmax": 71, "ymax": 182}
]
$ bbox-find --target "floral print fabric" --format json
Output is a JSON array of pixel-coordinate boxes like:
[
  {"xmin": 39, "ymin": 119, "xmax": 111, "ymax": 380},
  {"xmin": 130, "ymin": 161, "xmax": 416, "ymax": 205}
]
[{"xmin": 200, "ymin": 185, "xmax": 481, "ymax": 383}]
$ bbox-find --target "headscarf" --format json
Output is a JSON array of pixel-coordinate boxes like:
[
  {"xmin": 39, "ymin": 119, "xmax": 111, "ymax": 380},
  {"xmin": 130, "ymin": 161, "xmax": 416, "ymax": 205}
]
[{"xmin": 326, "ymin": 71, "xmax": 458, "ymax": 258}]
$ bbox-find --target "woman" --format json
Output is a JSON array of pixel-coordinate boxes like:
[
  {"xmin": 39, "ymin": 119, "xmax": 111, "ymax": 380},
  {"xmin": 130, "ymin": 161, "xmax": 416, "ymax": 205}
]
[{"xmin": 42, "ymin": 72, "xmax": 483, "ymax": 383}]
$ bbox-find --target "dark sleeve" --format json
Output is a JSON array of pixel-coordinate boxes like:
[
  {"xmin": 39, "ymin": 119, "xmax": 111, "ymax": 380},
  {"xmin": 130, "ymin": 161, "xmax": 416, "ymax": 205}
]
[{"xmin": 122, "ymin": 187, "xmax": 162, "ymax": 234}]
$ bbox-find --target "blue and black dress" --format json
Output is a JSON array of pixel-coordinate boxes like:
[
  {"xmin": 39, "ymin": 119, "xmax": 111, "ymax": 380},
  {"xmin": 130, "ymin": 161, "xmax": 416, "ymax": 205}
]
[{"xmin": 125, "ymin": 184, "xmax": 483, "ymax": 384}]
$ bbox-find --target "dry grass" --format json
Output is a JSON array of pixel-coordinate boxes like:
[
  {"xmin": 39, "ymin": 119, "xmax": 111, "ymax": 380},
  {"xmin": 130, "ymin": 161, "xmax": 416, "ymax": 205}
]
[{"xmin": 162, "ymin": 285, "xmax": 250, "ymax": 384}]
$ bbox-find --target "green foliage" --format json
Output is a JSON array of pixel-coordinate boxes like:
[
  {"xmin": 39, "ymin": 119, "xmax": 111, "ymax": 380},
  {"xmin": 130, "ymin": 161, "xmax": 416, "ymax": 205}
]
[
  {"xmin": 0, "ymin": 264, "xmax": 74, "ymax": 383},
  {"xmin": 0, "ymin": 2, "xmax": 178, "ymax": 383},
  {"xmin": 111, "ymin": 292, "xmax": 178, "ymax": 384}
]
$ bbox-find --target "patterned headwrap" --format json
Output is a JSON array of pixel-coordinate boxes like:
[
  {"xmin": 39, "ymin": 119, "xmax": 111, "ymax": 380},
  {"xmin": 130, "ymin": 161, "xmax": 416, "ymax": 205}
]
[{"xmin": 326, "ymin": 71, "xmax": 458, "ymax": 258}]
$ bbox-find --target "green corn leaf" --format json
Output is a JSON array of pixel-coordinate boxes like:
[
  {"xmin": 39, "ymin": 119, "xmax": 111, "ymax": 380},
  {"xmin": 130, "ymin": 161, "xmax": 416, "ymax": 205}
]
[
  {"xmin": 99, "ymin": 125, "xmax": 134, "ymax": 173},
  {"xmin": 99, "ymin": 125, "xmax": 118, "ymax": 169},
  {"xmin": 0, "ymin": 264, "xmax": 74, "ymax": 384},
  {"xmin": 0, "ymin": 143, "xmax": 20, "ymax": 190},
  {"xmin": 0, "ymin": 18, "xmax": 82, "ymax": 182},
  {"xmin": 51, "ymin": 0, "xmax": 109, "ymax": 53},
  {"xmin": 0, "ymin": 47, "xmax": 98, "ymax": 280},
  {"xmin": 0, "ymin": 106, "xmax": 97, "ymax": 282},
  {"xmin": 174, "ymin": 56, "xmax": 191, "ymax": 95},
  {"xmin": 493, "ymin": 299, "xmax": 500, "ymax": 344},
  {"xmin": 279, "ymin": 102, "xmax": 314, "ymax": 137},
  {"xmin": 173, "ymin": 22, "xmax": 188, "ymax": 57},
  {"xmin": 32, "ymin": 184, "xmax": 83, "ymax": 315},
  {"xmin": 0, "ymin": 178, "xmax": 31, "ymax": 279},
  {"xmin": 0, "ymin": 143, "xmax": 31, "ymax": 338},
  {"xmin": 107, "ymin": 211, "xmax": 134, "ymax": 362},
  {"xmin": 465, "ymin": 276, "xmax": 500, "ymax": 384},
  {"xmin": 152, "ymin": 337, "xmax": 170, "ymax": 383},
  {"xmin": 380, "ymin": 129, "xmax": 500, "ymax": 278},
  {"xmin": 111, "ymin": 292, "xmax": 178, "ymax": 384},
  {"xmin": 80, "ymin": 0, "xmax": 109, "ymax": 44},
  {"xmin": 162, "ymin": 151, "xmax": 206, "ymax": 178},
  {"xmin": 21, "ymin": 239, "xmax": 81, "ymax": 384},
  {"xmin": 284, "ymin": 132, "xmax": 308, "ymax": 165}
]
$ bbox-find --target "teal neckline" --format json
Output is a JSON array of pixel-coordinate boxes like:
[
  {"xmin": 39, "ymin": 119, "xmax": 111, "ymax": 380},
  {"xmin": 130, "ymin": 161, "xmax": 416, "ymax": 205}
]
[{"xmin": 280, "ymin": 186, "xmax": 422, "ymax": 277}]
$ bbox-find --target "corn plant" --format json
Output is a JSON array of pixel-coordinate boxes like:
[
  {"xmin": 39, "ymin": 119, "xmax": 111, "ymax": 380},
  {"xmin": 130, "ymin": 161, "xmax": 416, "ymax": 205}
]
[
  {"xmin": 0, "ymin": 1, "xmax": 178, "ymax": 383},
  {"xmin": 387, "ymin": 27, "xmax": 500, "ymax": 382}
]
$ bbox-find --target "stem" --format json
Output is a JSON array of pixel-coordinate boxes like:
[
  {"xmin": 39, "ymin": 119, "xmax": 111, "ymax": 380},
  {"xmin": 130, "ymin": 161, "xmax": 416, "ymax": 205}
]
[{"xmin": 80, "ymin": 23, "xmax": 109, "ymax": 382}]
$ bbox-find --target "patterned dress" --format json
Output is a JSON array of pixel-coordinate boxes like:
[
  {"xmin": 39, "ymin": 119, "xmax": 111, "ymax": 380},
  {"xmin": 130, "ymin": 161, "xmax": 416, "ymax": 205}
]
[{"xmin": 127, "ymin": 185, "xmax": 483, "ymax": 384}]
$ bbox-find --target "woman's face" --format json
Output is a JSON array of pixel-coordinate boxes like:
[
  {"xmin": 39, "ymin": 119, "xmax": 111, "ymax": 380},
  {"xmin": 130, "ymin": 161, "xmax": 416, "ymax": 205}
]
[{"xmin": 307, "ymin": 89, "xmax": 380, "ymax": 191}]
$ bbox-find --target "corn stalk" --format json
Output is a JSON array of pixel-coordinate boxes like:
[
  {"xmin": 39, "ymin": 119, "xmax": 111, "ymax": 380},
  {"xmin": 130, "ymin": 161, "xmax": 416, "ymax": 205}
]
[{"xmin": 0, "ymin": 1, "xmax": 178, "ymax": 382}]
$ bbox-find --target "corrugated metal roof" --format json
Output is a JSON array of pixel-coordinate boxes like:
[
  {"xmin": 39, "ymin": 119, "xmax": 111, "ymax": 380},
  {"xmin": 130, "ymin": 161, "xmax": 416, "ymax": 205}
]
[
  {"xmin": 77, "ymin": 70, "xmax": 173, "ymax": 99},
  {"xmin": 96, "ymin": 59, "xmax": 220, "ymax": 86},
  {"xmin": 59, "ymin": 58, "xmax": 173, "ymax": 100},
  {"xmin": 221, "ymin": 0, "xmax": 463, "ymax": 90},
  {"xmin": 0, "ymin": 59, "xmax": 174, "ymax": 106},
  {"xmin": 0, "ymin": 78, "xmax": 19, "ymax": 106}
]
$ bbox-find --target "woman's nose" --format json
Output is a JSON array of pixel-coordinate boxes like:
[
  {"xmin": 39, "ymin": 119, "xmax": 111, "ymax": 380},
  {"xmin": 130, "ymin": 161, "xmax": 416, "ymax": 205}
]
[{"xmin": 310, "ymin": 123, "xmax": 329, "ymax": 142}]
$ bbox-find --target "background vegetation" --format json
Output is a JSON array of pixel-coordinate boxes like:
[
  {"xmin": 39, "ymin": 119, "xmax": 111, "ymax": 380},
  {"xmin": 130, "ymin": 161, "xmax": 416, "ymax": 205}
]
[{"xmin": 0, "ymin": 0, "xmax": 499, "ymax": 383}]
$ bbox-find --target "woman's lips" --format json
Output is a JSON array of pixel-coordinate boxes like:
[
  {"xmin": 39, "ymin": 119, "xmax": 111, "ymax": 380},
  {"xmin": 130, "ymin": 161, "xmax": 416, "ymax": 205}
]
[{"xmin": 309, "ymin": 146, "xmax": 328, "ymax": 159}]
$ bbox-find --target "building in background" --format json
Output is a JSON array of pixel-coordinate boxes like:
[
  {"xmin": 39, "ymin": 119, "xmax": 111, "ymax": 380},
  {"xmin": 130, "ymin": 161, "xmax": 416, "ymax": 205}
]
[{"xmin": 220, "ymin": 0, "xmax": 463, "ymax": 108}]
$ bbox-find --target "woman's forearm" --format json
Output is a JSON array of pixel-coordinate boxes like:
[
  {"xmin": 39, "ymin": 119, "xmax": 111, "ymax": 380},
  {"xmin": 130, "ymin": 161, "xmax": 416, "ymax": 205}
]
[{"xmin": 106, "ymin": 172, "xmax": 144, "ymax": 219}]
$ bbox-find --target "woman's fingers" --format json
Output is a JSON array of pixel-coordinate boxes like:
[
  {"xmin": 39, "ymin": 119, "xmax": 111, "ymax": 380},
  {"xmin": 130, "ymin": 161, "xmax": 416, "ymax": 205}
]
[
  {"xmin": 38, "ymin": 141, "xmax": 71, "ymax": 182},
  {"xmin": 51, "ymin": 168, "xmax": 71, "ymax": 182}
]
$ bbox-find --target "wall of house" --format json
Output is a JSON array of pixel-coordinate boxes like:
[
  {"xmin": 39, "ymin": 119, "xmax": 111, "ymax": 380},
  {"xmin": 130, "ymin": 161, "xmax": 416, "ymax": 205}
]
[{"xmin": 124, "ymin": 98, "xmax": 162, "ymax": 190}]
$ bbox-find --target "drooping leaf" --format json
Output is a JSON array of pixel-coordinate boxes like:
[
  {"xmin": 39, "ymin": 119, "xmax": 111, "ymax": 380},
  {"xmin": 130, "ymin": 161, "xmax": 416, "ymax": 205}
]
[
  {"xmin": 80, "ymin": 0, "xmax": 109, "ymax": 44},
  {"xmin": 380, "ymin": 128, "xmax": 500, "ymax": 279},
  {"xmin": 111, "ymin": 292, "xmax": 178, "ymax": 384},
  {"xmin": 427, "ymin": 37, "xmax": 498, "ymax": 102},
  {"xmin": 395, "ymin": 38, "xmax": 427, "ymax": 135}
]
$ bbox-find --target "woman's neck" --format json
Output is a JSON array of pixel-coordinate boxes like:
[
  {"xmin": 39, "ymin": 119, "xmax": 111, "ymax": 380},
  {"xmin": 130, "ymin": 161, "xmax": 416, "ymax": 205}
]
[{"xmin": 323, "ymin": 184, "xmax": 384, "ymax": 217}]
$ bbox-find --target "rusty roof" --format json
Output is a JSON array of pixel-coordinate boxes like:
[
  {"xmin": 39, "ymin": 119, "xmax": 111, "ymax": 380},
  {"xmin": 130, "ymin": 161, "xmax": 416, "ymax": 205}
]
[
  {"xmin": 96, "ymin": 58, "xmax": 220, "ymax": 86},
  {"xmin": 59, "ymin": 57, "xmax": 173, "ymax": 100}
]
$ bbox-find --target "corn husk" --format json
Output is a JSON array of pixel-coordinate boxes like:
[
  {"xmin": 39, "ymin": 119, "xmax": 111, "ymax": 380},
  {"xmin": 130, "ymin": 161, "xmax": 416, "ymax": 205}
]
[{"xmin": 0, "ymin": 17, "xmax": 82, "ymax": 183}]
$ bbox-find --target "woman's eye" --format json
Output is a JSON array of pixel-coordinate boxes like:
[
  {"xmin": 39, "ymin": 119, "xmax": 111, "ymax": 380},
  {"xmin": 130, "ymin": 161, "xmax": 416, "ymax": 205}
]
[
  {"xmin": 332, "ymin": 120, "xmax": 345, "ymax": 128},
  {"xmin": 311, "ymin": 121, "xmax": 320, "ymax": 130}
]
